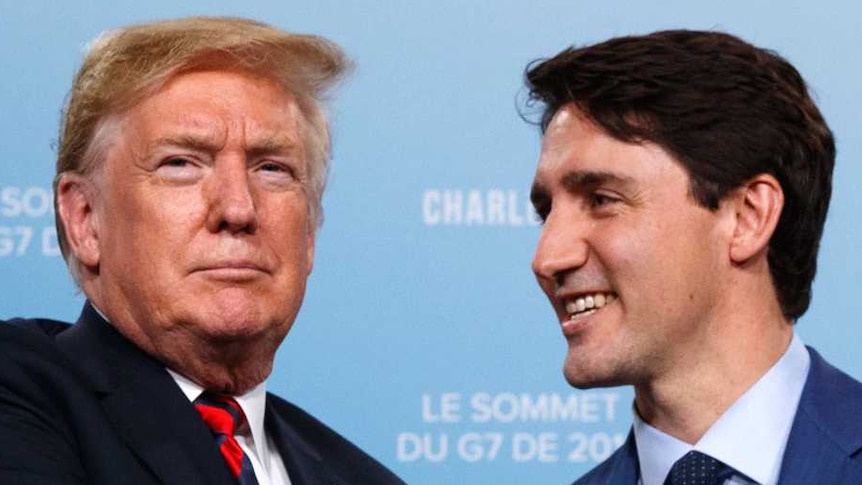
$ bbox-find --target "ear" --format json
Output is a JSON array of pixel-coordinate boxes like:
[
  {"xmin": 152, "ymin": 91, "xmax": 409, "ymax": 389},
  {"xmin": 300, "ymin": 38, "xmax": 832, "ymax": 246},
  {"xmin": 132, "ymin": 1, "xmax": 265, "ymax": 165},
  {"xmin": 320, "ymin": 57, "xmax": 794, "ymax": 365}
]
[
  {"xmin": 56, "ymin": 173, "xmax": 101, "ymax": 269},
  {"xmin": 728, "ymin": 174, "xmax": 784, "ymax": 264},
  {"xmin": 305, "ymin": 231, "xmax": 315, "ymax": 275}
]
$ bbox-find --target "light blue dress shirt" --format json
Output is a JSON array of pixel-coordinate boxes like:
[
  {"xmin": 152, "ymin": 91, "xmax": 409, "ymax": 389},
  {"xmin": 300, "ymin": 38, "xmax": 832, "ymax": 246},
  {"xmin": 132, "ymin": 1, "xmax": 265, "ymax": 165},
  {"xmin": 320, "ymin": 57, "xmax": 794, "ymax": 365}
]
[{"xmin": 633, "ymin": 334, "xmax": 810, "ymax": 485}]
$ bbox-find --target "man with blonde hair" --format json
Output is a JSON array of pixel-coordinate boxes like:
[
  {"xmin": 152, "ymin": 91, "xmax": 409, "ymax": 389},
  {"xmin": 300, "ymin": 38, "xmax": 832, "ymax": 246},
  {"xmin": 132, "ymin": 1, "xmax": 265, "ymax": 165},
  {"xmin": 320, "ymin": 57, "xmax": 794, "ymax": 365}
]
[{"xmin": 0, "ymin": 17, "xmax": 404, "ymax": 485}]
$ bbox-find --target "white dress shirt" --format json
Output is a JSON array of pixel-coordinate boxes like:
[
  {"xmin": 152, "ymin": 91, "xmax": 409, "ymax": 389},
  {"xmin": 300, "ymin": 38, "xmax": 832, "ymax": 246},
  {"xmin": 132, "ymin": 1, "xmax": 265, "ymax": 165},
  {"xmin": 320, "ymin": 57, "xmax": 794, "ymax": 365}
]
[
  {"xmin": 633, "ymin": 333, "xmax": 810, "ymax": 485},
  {"xmin": 168, "ymin": 370, "xmax": 293, "ymax": 485}
]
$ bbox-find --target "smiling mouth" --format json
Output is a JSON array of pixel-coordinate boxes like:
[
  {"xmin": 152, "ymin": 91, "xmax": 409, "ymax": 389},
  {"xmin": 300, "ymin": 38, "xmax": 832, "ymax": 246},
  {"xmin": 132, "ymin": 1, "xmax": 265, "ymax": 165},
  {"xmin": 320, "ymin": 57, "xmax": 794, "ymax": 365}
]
[{"xmin": 564, "ymin": 292, "xmax": 617, "ymax": 320}]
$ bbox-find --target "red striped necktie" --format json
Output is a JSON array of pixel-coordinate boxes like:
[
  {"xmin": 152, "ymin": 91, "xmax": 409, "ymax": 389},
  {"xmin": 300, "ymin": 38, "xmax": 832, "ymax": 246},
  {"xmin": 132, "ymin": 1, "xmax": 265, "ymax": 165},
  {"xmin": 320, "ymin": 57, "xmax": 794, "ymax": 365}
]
[{"xmin": 194, "ymin": 393, "xmax": 260, "ymax": 485}]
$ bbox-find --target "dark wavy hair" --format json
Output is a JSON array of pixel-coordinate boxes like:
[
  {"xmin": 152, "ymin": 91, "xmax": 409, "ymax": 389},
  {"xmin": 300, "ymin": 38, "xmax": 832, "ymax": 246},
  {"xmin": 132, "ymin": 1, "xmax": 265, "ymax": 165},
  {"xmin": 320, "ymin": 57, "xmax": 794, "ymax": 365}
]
[{"xmin": 525, "ymin": 30, "xmax": 835, "ymax": 320}]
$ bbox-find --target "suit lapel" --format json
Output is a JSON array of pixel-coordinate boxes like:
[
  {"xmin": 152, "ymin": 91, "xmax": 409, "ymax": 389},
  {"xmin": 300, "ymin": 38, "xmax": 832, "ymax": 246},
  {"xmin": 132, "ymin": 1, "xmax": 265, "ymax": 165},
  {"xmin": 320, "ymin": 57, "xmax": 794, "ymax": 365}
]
[
  {"xmin": 778, "ymin": 347, "xmax": 862, "ymax": 483},
  {"xmin": 574, "ymin": 429, "xmax": 639, "ymax": 484},
  {"xmin": 56, "ymin": 303, "xmax": 236, "ymax": 485},
  {"xmin": 265, "ymin": 399, "xmax": 345, "ymax": 485},
  {"xmin": 609, "ymin": 430, "xmax": 640, "ymax": 483}
]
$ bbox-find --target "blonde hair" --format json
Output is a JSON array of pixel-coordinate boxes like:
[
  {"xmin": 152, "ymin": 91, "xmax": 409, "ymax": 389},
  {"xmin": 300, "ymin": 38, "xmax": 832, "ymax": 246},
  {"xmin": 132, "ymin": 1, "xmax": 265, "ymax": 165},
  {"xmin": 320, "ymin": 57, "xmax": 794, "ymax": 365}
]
[{"xmin": 55, "ymin": 16, "xmax": 350, "ymax": 280}]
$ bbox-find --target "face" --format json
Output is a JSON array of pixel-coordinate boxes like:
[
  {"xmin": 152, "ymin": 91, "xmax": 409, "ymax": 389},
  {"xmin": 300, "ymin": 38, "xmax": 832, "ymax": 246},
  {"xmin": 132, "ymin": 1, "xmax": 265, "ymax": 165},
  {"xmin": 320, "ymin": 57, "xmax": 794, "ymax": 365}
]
[
  {"xmin": 531, "ymin": 106, "xmax": 733, "ymax": 389},
  {"xmin": 77, "ymin": 70, "xmax": 314, "ymax": 382}
]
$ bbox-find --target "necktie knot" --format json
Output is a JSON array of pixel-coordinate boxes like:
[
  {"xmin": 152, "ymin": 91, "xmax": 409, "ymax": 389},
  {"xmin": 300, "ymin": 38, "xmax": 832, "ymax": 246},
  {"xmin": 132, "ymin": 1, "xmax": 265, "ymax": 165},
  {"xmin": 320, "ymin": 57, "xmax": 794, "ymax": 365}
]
[
  {"xmin": 664, "ymin": 450, "xmax": 733, "ymax": 485},
  {"xmin": 194, "ymin": 393, "xmax": 245, "ymax": 436},
  {"xmin": 194, "ymin": 393, "xmax": 259, "ymax": 485}
]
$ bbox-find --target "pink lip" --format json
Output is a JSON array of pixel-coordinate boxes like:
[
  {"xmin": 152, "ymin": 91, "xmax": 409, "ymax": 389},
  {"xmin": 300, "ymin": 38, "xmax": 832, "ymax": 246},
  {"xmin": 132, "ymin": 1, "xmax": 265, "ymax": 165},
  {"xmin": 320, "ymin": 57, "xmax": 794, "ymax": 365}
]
[
  {"xmin": 561, "ymin": 315, "xmax": 595, "ymax": 338},
  {"xmin": 192, "ymin": 261, "xmax": 271, "ymax": 280},
  {"xmin": 558, "ymin": 303, "xmax": 611, "ymax": 337}
]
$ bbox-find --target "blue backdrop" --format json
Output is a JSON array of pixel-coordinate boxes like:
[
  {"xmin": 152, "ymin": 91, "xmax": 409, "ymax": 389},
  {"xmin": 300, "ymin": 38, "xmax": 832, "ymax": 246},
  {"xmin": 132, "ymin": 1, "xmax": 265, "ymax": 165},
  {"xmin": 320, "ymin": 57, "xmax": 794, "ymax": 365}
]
[{"xmin": 2, "ymin": 1, "xmax": 860, "ymax": 483}]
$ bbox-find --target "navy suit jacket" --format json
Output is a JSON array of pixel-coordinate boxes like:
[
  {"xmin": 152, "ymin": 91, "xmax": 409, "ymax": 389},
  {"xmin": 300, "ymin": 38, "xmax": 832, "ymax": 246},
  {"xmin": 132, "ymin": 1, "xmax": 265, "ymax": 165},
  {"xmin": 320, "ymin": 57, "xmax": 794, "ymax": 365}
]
[
  {"xmin": 574, "ymin": 347, "xmax": 862, "ymax": 484},
  {"xmin": 0, "ymin": 304, "xmax": 405, "ymax": 485}
]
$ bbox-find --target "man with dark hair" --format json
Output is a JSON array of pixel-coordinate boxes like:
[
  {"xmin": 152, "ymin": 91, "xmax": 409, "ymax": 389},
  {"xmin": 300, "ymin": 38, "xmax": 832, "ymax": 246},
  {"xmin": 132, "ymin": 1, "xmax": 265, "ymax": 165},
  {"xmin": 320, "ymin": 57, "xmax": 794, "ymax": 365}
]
[
  {"xmin": 527, "ymin": 30, "xmax": 862, "ymax": 484},
  {"xmin": 0, "ymin": 17, "xmax": 404, "ymax": 485}
]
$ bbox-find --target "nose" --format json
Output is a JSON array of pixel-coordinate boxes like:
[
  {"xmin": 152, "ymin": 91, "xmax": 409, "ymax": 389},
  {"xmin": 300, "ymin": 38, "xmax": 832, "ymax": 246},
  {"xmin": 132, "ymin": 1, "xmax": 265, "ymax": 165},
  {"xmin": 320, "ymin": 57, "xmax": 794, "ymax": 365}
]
[
  {"xmin": 205, "ymin": 157, "xmax": 259, "ymax": 234},
  {"xmin": 531, "ymin": 207, "xmax": 589, "ymax": 286}
]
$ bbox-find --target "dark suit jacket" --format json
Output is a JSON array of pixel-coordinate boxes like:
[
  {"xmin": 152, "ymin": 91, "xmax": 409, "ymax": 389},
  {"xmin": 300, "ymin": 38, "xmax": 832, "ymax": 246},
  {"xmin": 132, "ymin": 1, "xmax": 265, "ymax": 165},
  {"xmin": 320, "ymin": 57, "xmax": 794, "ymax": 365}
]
[
  {"xmin": 0, "ymin": 304, "xmax": 405, "ymax": 485},
  {"xmin": 573, "ymin": 347, "xmax": 862, "ymax": 484}
]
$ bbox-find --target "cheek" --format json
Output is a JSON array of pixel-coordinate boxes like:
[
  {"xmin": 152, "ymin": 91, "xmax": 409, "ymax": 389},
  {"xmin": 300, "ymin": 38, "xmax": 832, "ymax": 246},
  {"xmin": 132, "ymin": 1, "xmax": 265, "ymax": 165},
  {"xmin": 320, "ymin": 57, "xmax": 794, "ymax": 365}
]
[
  {"xmin": 134, "ymin": 183, "xmax": 205, "ymax": 224},
  {"xmin": 593, "ymin": 221, "xmax": 657, "ymax": 275},
  {"xmin": 594, "ymin": 220, "xmax": 685, "ymax": 314},
  {"xmin": 651, "ymin": 218, "xmax": 724, "ymax": 306},
  {"xmin": 111, "ymin": 189, "xmax": 202, "ymax": 261},
  {"xmin": 260, "ymin": 198, "xmax": 311, "ymax": 247}
]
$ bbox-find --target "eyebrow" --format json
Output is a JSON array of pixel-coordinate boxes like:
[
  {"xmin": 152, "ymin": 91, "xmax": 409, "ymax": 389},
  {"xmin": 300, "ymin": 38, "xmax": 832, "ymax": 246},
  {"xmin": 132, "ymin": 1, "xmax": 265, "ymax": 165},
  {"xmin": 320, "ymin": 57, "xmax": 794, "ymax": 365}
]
[
  {"xmin": 559, "ymin": 170, "xmax": 635, "ymax": 193},
  {"xmin": 245, "ymin": 137, "xmax": 302, "ymax": 160},
  {"xmin": 150, "ymin": 134, "xmax": 221, "ymax": 153},
  {"xmin": 150, "ymin": 133, "xmax": 301, "ymax": 158},
  {"xmin": 531, "ymin": 170, "xmax": 636, "ymax": 204}
]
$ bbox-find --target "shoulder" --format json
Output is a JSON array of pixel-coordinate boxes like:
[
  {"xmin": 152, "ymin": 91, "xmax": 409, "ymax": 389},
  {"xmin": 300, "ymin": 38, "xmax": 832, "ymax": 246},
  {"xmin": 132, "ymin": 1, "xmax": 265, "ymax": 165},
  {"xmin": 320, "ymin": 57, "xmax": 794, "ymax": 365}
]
[
  {"xmin": 778, "ymin": 346, "xmax": 862, "ymax": 482},
  {"xmin": 0, "ymin": 317, "xmax": 93, "ymax": 482},
  {"xmin": 572, "ymin": 431, "xmax": 638, "ymax": 485},
  {"xmin": 0, "ymin": 316, "xmax": 85, "ymax": 410},
  {"xmin": 795, "ymin": 347, "xmax": 862, "ymax": 448},
  {"xmin": 1, "ymin": 316, "xmax": 72, "ymax": 341},
  {"xmin": 265, "ymin": 393, "xmax": 406, "ymax": 485},
  {"xmin": 0, "ymin": 317, "xmax": 74, "ymax": 376},
  {"xmin": 801, "ymin": 346, "xmax": 862, "ymax": 422},
  {"xmin": 804, "ymin": 346, "xmax": 862, "ymax": 394},
  {"xmin": 572, "ymin": 450, "xmax": 631, "ymax": 485}
]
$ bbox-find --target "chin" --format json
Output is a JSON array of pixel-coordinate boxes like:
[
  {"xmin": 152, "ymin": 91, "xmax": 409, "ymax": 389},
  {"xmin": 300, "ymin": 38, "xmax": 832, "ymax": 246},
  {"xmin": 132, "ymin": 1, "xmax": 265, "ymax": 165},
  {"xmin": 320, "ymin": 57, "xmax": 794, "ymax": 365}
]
[
  {"xmin": 564, "ymin": 372, "xmax": 601, "ymax": 390},
  {"xmin": 562, "ymin": 358, "xmax": 625, "ymax": 390},
  {"xmin": 194, "ymin": 300, "xmax": 276, "ymax": 331}
]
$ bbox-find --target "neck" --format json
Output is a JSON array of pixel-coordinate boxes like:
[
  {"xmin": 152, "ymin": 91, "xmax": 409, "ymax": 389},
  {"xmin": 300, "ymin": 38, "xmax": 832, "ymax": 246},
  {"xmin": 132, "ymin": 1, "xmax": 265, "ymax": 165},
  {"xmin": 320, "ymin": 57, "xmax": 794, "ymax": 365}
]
[
  {"xmin": 158, "ymin": 337, "xmax": 277, "ymax": 395},
  {"xmin": 634, "ymin": 314, "xmax": 793, "ymax": 444},
  {"xmin": 83, "ymin": 282, "xmax": 285, "ymax": 395}
]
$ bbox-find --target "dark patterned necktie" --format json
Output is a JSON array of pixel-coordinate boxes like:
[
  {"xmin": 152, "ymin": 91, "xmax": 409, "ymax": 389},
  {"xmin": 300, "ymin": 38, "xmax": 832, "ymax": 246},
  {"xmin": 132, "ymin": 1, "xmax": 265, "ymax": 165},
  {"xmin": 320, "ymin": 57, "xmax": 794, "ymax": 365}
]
[
  {"xmin": 663, "ymin": 450, "xmax": 733, "ymax": 485},
  {"xmin": 194, "ymin": 393, "xmax": 260, "ymax": 485}
]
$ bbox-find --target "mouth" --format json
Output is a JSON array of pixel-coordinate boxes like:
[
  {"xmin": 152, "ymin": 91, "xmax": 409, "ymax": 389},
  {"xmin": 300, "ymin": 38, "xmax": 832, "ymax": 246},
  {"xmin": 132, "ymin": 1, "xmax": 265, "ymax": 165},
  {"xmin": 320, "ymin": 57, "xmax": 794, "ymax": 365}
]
[
  {"xmin": 562, "ymin": 292, "xmax": 617, "ymax": 321},
  {"xmin": 193, "ymin": 261, "xmax": 271, "ymax": 281}
]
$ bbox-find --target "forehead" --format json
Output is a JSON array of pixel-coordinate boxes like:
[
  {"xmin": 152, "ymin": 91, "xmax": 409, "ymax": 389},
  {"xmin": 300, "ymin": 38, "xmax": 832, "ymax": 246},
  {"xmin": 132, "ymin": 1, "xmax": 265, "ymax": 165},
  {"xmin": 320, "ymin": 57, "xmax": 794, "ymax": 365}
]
[
  {"xmin": 124, "ymin": 70, "xmax": 304, "ymax": 145},
  {"xmin": 533, "ymin": 105, "xmax": 685, "ymax": 187}
]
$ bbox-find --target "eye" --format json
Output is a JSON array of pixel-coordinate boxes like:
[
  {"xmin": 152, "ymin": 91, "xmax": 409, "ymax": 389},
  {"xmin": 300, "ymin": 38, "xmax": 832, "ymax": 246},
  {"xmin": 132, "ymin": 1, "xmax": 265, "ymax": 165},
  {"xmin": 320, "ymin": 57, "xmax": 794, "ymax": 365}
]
[
  {"xmin": 589, "ymin": 192, "xmax": 620, "ymax": 208},
  {"xmin": 253, "ymin": 160, "xmax": 299, "ymax": 188},
  {"xmin": 259, "ymin": 161, "xmax": 291, "ymax": 174},
  {"xmin": 533, "ymin": 201, "xmax": 551, "ymax": 224},
  {"xmin": 532, "ymin": 197, "xmax": 551, "ymax": 224},
  {"xmin": 156, "ymin": 156, "xmax": 202, "ymax": 183},
  {"xmin": 530, "ymin": 190, "xmax": 551, "ymax": 224},
  {"xmin": 162, "ymin": 157, "xmax": 190, "ymax": 167}
]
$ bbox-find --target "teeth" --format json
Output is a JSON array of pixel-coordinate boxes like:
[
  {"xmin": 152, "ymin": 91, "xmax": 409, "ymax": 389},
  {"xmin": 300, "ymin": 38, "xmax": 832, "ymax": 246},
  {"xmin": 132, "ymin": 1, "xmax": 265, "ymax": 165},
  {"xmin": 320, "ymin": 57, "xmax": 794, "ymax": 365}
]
[{"xmin": 564, "ymin": 293, "xmax": 615, "ymax": 317}]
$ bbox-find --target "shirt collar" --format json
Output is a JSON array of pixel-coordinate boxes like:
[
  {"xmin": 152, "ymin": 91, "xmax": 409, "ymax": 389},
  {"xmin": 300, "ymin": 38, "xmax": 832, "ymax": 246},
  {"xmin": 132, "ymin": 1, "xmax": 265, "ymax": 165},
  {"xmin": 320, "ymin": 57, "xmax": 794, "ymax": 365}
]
[
  {"xmin": 89, "ymin": 304, "xmax": 273, "ymax": 466},
  {"xmin": 166, "ymin": 369, "xmax": 268, "ymax": 453},
  {"xmin": 633, "ymin": 333, "xmax": 810, "ymax": 485}
]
